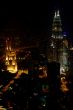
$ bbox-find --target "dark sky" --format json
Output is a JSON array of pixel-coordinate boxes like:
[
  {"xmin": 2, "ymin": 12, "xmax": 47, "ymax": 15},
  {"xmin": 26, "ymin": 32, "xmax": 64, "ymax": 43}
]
[{"xmin": 0, "ymin": 1, "xmax": 73, "ymax": 40}]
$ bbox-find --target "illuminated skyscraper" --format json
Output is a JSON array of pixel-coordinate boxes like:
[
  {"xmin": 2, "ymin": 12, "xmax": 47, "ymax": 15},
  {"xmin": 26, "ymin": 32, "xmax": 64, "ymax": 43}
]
[
  {"xmin": 47, "ymin": 10, "xmax": 69, "ymax": 74},
  {"xmin": 5, "ymin": 38, "xmax": 18, "ymax": 73}
]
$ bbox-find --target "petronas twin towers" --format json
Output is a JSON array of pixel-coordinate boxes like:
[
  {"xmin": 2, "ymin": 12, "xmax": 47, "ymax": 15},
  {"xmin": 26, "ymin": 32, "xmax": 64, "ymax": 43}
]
[{"xmin": 48, "ymin": 10, "xmax": 69, "ymax": 74}]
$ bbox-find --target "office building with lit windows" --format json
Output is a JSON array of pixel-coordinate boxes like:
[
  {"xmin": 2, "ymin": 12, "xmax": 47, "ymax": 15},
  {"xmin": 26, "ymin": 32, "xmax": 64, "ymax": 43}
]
[{"xmin": 47, "ymin": 10, "xmax": 69, "ymax": 74}]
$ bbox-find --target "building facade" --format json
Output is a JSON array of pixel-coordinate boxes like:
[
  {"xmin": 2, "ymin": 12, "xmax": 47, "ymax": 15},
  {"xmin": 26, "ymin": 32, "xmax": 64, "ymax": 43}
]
[
  {"xmin": 5, "ymin": 38, "xmax": 18, "ymax": 73},
  {"xmin": 47, "ymin": 10, "xmax": 69, "ymax": 74}
]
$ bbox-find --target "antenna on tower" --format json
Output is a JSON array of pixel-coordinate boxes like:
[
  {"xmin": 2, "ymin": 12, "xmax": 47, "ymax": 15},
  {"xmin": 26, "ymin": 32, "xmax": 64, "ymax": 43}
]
[
  {"xmin": 57, "ymin": 10, "xmax": 60, "ymax": 16},
  {"xmin": 54, "ymin": 10, "xmax": 60, "ymax": 18},
  {"xmin": 6, "ymin": 37, "xmax": 12, "ymax": 51},
  {"xmin": 55, "ymin": 12, "xmax": 56, "ymax": 17}
]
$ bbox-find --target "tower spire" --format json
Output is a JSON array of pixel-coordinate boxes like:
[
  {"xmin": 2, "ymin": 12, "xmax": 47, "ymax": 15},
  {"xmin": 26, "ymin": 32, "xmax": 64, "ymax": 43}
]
[
  {"xmin": 56, "ymin": 10, "xmax": 60, "ymax": 16},
  {"xmin": 54, "ymin": 10, "xmax": 60, "ymax": 18},
  {"xmin": 6, "ymin": 38, "xmax": 12, "ymax": 51},
  {"xmin": 52, "ymin": 10, "xmax": 63, "ymax": 39}
]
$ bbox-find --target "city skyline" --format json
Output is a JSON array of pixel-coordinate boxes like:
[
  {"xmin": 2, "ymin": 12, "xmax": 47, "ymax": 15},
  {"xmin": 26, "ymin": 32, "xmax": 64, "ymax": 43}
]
[
  {"xmin": 0, "ymin": 1, "xmax": 72, "ymax": 41},
  {"xmin": 0, "ymin": 2, "xmax": 73, "ymax": 109}
]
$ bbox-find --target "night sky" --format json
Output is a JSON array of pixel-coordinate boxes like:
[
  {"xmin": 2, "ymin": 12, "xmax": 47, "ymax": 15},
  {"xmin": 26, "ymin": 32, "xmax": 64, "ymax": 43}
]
[{"xmin": 0, "ymin": 1, "xmax": 73, "ymax": 41}]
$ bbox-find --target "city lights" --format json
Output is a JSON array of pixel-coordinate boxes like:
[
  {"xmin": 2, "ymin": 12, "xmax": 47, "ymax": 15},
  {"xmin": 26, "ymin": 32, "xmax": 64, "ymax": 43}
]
[
  {"xmin": 5, "ymin": 39, "xmax": 18, "ymax": 74},
  {"xmin": 0, "ymin": 4, "xmax": 72, "ymax": 109}
]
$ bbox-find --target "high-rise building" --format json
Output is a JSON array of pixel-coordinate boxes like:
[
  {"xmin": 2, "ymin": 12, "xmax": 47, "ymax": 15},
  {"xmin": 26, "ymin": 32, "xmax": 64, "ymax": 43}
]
[
  {"xmin": 5, "ymin": 38, "xmax": 18, "ymax": 73},
  {"xmin": 47, "ymin": 10, "xmax": 69, "ymax": 74}
]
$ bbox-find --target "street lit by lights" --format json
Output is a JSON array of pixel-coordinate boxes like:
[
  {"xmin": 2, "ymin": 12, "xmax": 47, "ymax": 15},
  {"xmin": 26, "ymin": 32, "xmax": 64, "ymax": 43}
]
[
  {"xmin": 33, "ymin": 92, "xmax": 38, "ymax": 96},
  {"xmin": 1, "ymin": 69, "xmax": 4, "ymax": 72},
  {"xmin": 60, "ymin": 67, "xmax": 66, "ymax": 75},
  {"xmin": 0, "ymin": 85, "xmax": 3, "ymax": 88},
  {"xmin": 60, "ymin": 76, "xmax": 69, "ymax": 93},
  {"xmin": 0, "ymin": 106, "xmax": 7, "ymax": 110},
  {"xmin": 39, "ymin": 66, "xmax": 47, "ymax": 78},
  {"xmin": 70, "ymin": 47, "xmax": 73, "ymax": 50},
  {"xmin": 9, "ymin": 86, "xmax": 13, "ymax": 90}
]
